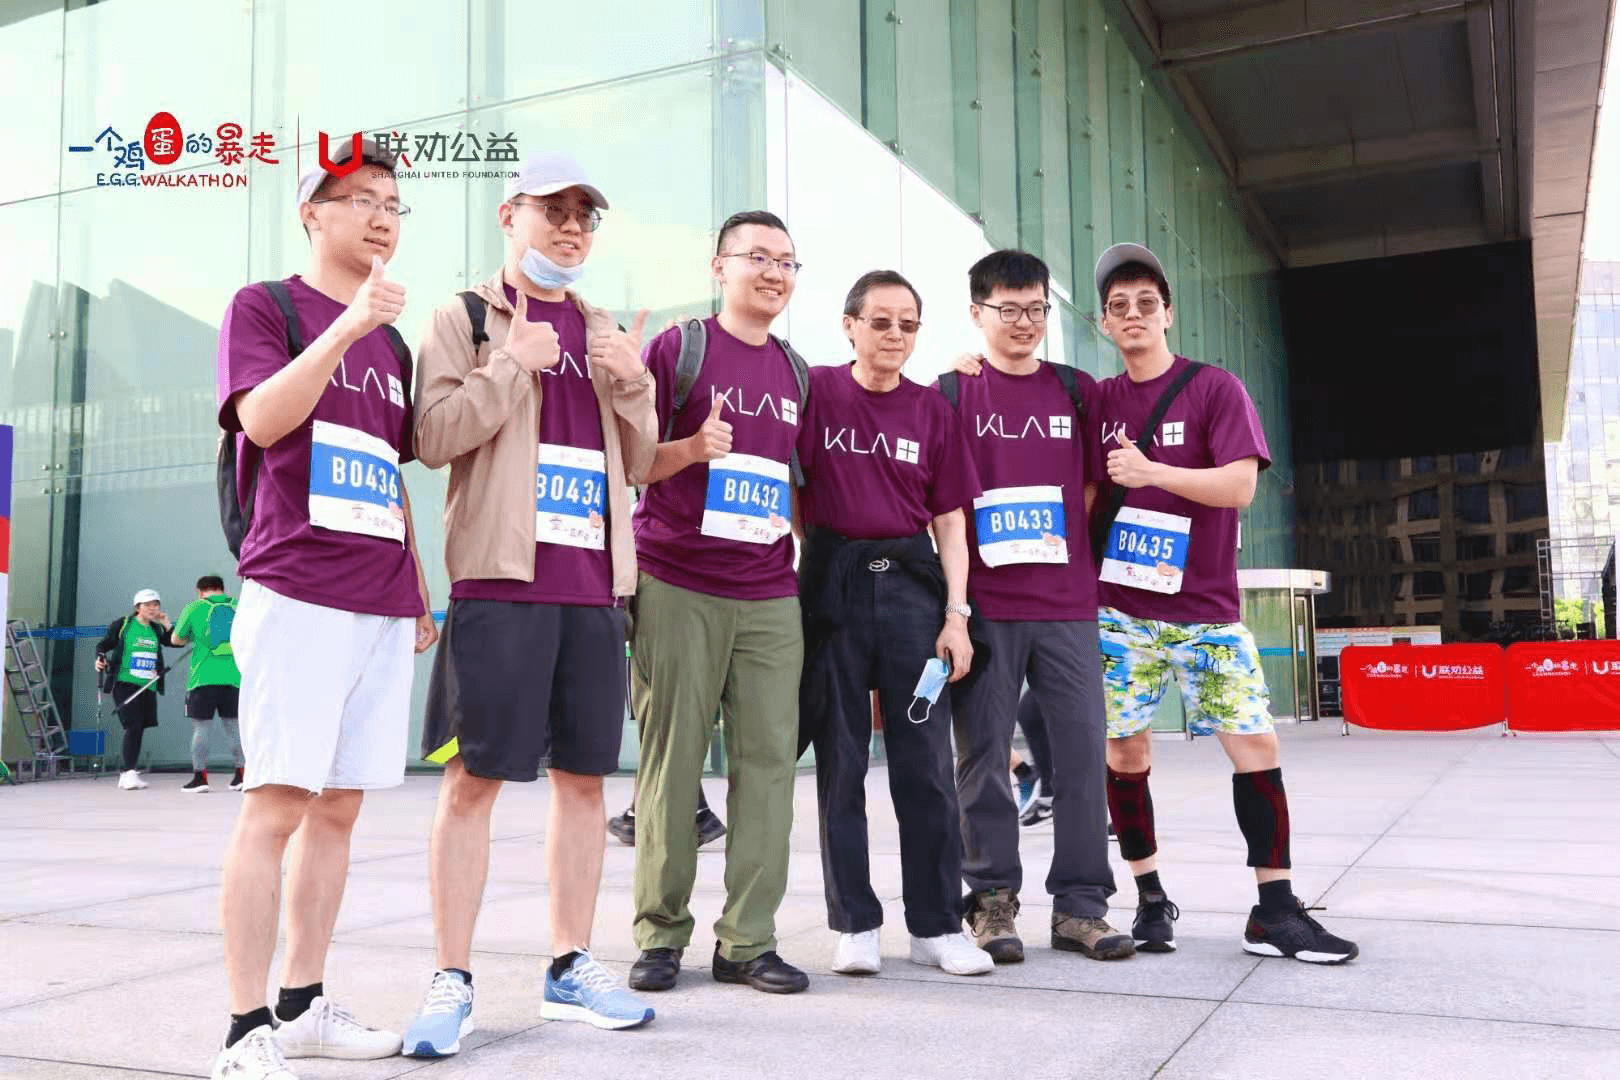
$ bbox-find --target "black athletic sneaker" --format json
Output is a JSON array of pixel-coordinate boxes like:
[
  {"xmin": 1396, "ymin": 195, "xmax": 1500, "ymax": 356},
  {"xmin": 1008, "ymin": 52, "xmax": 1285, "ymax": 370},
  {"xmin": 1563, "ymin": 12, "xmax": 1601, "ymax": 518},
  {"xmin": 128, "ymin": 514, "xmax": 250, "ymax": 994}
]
[
  {"xmin": 1243, "ymin": 901, "xmax": 1359, "ymax": 964},
  {"xmin": 1133, "ymin": 892, "xmax": 1180, "ymax": 952},
  {"xmin": 607, "ymin": 810, "xmax": 636, "ymax": 846},
  {"xmin": 695, "ymin": 807, "xmax": 727, "ymax": 848},
  {"xmin": 229, "ymin": 768, "xmax": 245, "ymax": 792},
  {"xmin": 1018, "ymin": 796, "xmax": 1052, "ymax": 827},
  {"xmin": 182, "ymin": 773, "xmax": 210, "ymax": 794}
]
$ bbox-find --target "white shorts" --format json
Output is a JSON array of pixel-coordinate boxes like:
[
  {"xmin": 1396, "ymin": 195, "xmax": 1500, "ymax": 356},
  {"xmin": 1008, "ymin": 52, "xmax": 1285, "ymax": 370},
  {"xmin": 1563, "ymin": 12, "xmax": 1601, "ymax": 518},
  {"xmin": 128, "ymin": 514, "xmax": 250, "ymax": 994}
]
[{"xmin": 234, "ymin": 579, "xmax": 415, "ymax": 794}]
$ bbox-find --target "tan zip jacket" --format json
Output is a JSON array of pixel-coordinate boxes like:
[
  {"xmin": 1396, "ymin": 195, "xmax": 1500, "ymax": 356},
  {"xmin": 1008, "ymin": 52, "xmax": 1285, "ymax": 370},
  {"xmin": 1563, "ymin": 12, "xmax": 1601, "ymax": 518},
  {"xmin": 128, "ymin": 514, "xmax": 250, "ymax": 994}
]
[{"xmin": 413, "ymin": 270, "xmax": 657, "ymax": 597}]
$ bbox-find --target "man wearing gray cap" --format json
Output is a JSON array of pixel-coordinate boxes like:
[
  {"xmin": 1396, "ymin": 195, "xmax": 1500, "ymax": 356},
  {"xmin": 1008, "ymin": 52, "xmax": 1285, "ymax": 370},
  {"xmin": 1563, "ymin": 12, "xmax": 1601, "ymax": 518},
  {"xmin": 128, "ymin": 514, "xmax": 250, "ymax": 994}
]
[
  {"xmin": 402, "ymin": 151, "xmax": 658, "ymax": 1055},
  {"xmin": 212, "ymin": 136, "xmax": 439, "ymax": 1080}
]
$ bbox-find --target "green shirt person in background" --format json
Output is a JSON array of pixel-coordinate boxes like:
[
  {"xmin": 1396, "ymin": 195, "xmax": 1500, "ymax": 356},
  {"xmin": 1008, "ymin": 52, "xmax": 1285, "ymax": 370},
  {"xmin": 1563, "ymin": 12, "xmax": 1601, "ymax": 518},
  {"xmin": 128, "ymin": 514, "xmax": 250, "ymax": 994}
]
[{"xmin": 170, "ymin": 575, "xmax": 245, "ymax": 793}]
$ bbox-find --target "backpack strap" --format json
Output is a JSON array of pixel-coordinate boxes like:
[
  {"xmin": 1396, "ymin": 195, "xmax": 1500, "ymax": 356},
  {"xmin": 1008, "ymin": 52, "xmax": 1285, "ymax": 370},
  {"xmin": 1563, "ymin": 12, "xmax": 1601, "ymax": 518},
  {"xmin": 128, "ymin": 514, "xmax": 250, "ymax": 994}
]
[
  {"xmin": 1050, "ymin": 363, "xmax": 1086, "ymax": 420},
  {"xmin": 664, "ymin": 318, "xmax": 708, "ymax": 443},
  {"xmin": 1091, "ymin": 361, "xmax": 1206, "ymax": 567},
  {"xmin": 937, "ymin": 371, "xmax": 961, "ymax": 410},
  {"xmin": 773, "ymin": 335, "xmax": 812, "ymax": 487},
  {"xmin": 220, "ymin": 281, "xmax": 301, "ymax": 558},
  {"xmin": 459, "ymin": 291, "xmax": 489, "ymax": 353}
]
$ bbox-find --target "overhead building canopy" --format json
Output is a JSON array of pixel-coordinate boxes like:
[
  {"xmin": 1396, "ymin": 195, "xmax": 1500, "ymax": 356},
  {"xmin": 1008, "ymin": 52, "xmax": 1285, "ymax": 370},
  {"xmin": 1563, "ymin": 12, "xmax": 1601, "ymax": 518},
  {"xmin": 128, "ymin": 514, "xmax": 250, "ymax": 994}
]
[{"xmin": 1120, "ymin": 0, "xmax": 1614, "ymax": 438}]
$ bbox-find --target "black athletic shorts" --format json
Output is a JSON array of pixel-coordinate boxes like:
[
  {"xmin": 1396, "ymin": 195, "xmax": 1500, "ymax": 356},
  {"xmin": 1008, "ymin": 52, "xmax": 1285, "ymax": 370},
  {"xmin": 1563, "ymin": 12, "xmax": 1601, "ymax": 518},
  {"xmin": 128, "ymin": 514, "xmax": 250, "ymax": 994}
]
[
  {"xmin": 186, "ymin": 684, "xmax": 240, "ymax": 720},
  {"xmin": 112, "ymin": 681, "xmax": 158, "ymax": 730},
  {"xmin": 422, "ymin": 598, "xmax": 628, "ymax": 781}
]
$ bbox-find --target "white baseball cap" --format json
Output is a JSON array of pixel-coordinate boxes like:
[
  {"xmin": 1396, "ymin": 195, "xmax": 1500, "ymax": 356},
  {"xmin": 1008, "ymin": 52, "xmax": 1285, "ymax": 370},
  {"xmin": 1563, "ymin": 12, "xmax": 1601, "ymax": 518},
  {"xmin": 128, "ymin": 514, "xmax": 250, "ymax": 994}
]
[
  {"xmin": 132, "ymin": 589, "xmax": 161, "ymax": 606},
  {"xmin": 295, "ymin": 136, "xmax": 399, "ymax": 207},
  {"xmin": 504, "ymin": 151, "xmax": 609, "ymax": 209},
  {"xmin": 1094, "ymin": 242, "xmax": 1168, "ymax": 303}
]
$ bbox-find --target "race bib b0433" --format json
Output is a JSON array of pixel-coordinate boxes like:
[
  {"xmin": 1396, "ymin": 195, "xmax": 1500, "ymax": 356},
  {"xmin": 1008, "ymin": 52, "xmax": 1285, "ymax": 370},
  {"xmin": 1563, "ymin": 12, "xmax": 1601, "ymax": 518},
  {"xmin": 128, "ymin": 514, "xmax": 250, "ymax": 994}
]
[{"xmin": 973, "ymin": 485, "xmax": 1068, "ymax": 567}]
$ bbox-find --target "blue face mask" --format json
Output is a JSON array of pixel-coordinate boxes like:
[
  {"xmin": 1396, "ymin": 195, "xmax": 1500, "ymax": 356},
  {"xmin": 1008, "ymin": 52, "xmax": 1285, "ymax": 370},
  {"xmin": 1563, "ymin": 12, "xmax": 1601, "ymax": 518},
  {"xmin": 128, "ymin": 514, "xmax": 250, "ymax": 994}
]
[
  {"xmin": 519, "ymin": 246, "xmax": 585, "ymax": 290},
  {"xmin": 908, "ymin": 657, "xmax": 951, "ymax": 723}
]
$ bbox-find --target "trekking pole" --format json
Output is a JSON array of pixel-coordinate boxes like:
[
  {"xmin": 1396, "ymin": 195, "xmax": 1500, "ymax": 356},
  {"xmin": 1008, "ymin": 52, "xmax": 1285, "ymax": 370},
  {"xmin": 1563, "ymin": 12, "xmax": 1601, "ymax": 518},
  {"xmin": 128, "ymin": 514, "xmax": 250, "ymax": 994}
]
[{"xmin": 116, "ymin": 644, "xmax": 194, "ymax": 708}]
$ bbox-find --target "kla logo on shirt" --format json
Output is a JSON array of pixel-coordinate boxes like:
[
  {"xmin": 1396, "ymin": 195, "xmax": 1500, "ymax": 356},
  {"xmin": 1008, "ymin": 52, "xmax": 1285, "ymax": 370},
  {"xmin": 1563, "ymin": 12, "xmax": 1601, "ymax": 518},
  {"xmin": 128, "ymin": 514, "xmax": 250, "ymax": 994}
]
[
  {"xmin": 823, "ymin": 428, "xmax": 921, "ymax": 465},
  {"xmin": 973, "ymin": 414, "xmax": 1072, "ymax": 440},
  {"xmin": 718, "ymin": 387, "xmax": 799, "ymax": 427},
  {"xmin": 1162, "ymin": 421, "xmax": 1185, "ymax": 447}
]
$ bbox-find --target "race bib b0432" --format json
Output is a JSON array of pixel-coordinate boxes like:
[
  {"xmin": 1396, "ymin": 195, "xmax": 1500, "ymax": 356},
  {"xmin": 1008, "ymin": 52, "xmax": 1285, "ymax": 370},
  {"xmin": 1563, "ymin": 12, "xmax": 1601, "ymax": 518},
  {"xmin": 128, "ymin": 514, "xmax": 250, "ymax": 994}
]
[{"xmin": 701, "ymin": 453, "xmax": 791, "ymax": 545}]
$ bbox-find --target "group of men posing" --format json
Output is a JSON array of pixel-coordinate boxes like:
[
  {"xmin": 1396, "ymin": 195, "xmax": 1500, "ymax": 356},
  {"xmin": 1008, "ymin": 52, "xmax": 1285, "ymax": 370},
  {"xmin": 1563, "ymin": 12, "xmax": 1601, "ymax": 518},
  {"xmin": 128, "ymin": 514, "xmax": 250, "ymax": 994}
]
[{"xmin": 208, "ymin": 140, "xmax": 1358, "ymax": 1080}]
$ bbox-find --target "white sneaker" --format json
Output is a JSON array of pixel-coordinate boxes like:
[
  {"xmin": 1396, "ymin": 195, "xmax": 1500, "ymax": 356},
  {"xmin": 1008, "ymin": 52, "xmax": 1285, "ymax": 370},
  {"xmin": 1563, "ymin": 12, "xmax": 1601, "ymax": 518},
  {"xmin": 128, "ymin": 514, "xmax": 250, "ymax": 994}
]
[
  {"xmin": 831, "ymin": 930, "xmax": 882, "ymax": 975},
  {"xmin": 211, "ymin": 1025, "xmax": 296, "ymax": 1079},
  {"xmin": 271, "ymin": 997, "xmax": 402, "ymax": 1060},
  {"xmin": 910, "ymin": 932, "xmax": 994, "ymax": 976},
  {"xmin": 118, "ymin": 770, "xmax": 148, "ymax": 790}
]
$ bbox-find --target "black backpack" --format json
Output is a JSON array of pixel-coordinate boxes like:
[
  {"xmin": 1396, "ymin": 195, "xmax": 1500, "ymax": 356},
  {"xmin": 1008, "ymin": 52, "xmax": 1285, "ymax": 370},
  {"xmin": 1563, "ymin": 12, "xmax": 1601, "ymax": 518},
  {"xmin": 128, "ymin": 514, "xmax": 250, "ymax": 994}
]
[{"xmin": 217, "ymin": 281, "xmax": 412, "ymax": 558}]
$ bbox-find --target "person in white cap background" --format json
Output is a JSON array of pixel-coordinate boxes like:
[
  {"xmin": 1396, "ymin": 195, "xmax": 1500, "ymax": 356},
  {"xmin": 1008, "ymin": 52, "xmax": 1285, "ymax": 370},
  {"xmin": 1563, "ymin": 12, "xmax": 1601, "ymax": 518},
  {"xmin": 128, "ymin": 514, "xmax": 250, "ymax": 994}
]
[
  {"xmin": 94, "ymin": 588, "xmax": 178, "ymax": 789},
  {"xmin": 211, "ymin": 135, "xmax": 439, "ymax": 1080},
  {"xmin": 402, "ymin": 150, "xmax": 657, "ymax": 1054}
]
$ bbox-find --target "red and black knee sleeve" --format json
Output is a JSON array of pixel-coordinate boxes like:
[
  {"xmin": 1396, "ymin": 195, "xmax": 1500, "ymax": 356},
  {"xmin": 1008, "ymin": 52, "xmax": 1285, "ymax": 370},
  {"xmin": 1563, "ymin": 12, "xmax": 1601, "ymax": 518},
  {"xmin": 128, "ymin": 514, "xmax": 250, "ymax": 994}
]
[
  {"xmin": 1105, "ymin": 766, "xmax": 1157, "ymax": 861},
  {"xmin": 1233, "ymin": 767, "xmax": 1292, "ymax": 869}
]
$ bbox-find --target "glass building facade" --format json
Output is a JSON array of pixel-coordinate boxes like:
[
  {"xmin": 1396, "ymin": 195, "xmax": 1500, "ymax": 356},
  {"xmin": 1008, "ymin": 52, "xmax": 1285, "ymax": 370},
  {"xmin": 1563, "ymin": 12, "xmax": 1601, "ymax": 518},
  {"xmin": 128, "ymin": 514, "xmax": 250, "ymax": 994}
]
[{"xmin": 1, "ymin": 0, "xmax": 1292, "ymax": 768}]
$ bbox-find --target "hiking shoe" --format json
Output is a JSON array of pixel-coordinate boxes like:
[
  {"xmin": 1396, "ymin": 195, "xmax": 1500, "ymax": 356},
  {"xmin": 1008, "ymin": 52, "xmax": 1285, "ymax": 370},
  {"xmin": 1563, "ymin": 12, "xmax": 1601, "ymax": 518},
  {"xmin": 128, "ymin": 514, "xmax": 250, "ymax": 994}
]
[
  {"xmin": 628, "ymin": 947, "xmax": 681, "ymax": 991},
  {"xmin": 831, "ymin": 930, "xmax": 881, "ymax": 974},
  {"xmin": 211, "ymin": 1025, "xmax": 295, "ymax": 1079},
  {"xmin": 1051, "ymin": 912, "xmax": 1135, "ymax": 960},
  {"xmin": 183, "ymin": 773, "xmax": 211, "ymax": 793},
  {"xmin": 909, "ymin": 932, "xmax": 994, "ymax": 975},
  {"xmin": 695, "ymin": 806, "xmax": 727, "ymax": 848},
  {"xmin": 964, "ymin": 888, "xmax": 1024, "ymax": 963},
  {"xmin": 607, "ymin": 810, "xmax": 635, "ymax": 846},
  {"xmin": 1243, "ymin": 901, "xmax": 1359, "ymax": 964},
  {"xmin": 272, "ymin": 997, "xmax": 402, "ymax": 1059},
  {"xmin": 542, "ymin": 951, "xmax": 654, "ymax": 1029},
  {"xmin": 1019, "ymin": 795, "xmax": 1052, "ymax": 827},
  {"xmin": 1133, "ymin": 892, "xmax": 1180, "ymax": 952},
  {"xmin": 402, "ymin": 970, "xmax": 474, "ymax": 1058},
  {"xmin": 712, "ymin": 945, "xmax": 810, "ymax": 993},
  {"xmin": 230, "ymin": 768, "xmax": 246, "ymax": 791}
]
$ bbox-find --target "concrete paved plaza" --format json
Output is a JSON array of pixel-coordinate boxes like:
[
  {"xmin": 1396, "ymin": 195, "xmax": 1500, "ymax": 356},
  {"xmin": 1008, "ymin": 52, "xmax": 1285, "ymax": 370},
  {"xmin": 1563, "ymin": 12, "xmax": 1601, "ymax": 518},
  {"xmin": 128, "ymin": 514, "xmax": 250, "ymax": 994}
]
[{"xmin": 2, "ymin": 724, "xmax": 1618, "ymax": 1079}]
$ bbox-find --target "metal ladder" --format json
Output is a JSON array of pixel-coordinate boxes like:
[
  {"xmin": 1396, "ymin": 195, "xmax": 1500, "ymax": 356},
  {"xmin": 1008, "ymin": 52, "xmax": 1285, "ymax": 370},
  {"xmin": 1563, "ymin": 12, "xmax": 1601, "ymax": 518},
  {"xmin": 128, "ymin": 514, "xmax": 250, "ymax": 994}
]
[{"xmin": 4, "ymin": 619, "xmax": 72, "ymax": 780}]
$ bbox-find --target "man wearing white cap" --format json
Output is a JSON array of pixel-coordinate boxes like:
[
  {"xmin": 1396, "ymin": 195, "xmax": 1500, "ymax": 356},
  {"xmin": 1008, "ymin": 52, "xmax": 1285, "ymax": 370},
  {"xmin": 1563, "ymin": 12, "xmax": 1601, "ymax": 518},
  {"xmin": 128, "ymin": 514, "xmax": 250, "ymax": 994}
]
[
  {"xmin": 1027, "ymin": 243, "xmax": 1357, "ymax": 965},
  {"xmin": 94, "ymin": 588, "xmax": 178, "ymax": 789},
  {"xmin": 402, "ymin": 151, "xmax": 658, "ymax": 1054},
  {"xmin": 211, "ymin": 135, "xmax": 439, "ymax": 1079}
]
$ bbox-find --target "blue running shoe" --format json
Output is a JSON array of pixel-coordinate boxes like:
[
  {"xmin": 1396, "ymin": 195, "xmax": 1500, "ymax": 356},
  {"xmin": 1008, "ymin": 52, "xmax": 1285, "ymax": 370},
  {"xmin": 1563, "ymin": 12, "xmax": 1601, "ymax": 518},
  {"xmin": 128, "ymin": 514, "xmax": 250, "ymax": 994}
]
[
  {"xmin": 1014, "ymin": 771, "xmax": 1037, "ymax": 814},
  {"xmin": 542, "ymin": 951, "xmax": 655, "ymax": 1030},
  {"xmin": 402, "ymin": 970, "xmax": 474, "ymax": 1058}
]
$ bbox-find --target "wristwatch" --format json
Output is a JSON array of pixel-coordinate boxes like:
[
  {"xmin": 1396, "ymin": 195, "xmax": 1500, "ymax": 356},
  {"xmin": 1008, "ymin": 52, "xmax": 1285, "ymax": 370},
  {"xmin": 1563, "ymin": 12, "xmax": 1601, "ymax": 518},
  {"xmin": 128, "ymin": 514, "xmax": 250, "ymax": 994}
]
[{"xmin": 945, "ymin": 602, "xmax": 973, "ymax": 619}]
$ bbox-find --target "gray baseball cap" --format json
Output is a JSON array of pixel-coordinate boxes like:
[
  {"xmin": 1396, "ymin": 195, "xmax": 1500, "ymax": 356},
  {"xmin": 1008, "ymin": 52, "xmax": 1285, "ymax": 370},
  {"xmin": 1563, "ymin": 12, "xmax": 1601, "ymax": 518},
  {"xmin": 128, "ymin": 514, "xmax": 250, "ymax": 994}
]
[
  {"xmin": 1094, "ymin": 242, "xmax": 1168, "ymax": 303},
  {"xmin": 504, "ymin": 151, "xmax": 609, "ymax": 209},
  {"xmin": 295, "ymin": 136, "xmax": 399, "ymax": 206}
]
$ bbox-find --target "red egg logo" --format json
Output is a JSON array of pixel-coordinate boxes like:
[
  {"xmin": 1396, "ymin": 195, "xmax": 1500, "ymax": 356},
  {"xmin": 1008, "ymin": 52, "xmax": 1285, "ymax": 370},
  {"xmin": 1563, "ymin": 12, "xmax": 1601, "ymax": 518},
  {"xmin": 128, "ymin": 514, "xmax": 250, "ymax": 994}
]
[{"xmin": 143, "ymin": 112, "xmax": 183, "ymax": 165}]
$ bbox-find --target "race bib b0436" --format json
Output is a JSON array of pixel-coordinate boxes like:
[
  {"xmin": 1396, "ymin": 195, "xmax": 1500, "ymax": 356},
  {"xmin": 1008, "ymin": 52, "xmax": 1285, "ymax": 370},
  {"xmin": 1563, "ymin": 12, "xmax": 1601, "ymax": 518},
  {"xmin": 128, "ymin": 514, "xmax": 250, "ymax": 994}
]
[{"xmin": 308, "ymin": 420, "xmax": 405, "ymax": 543}]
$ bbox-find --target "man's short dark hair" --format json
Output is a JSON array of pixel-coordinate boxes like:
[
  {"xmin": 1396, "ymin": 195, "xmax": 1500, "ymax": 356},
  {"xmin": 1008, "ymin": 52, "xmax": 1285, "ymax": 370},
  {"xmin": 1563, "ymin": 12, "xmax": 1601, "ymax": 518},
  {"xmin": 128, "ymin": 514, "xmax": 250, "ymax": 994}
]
[
  {"xmin": 844, "ymin": 270, "xmax": 923, "ymax": 319},
  {"xmin": 716, "ymin": 210, "xmax": 791, "ymax": 255},
  {"xmin": 969, "ymin": 249, "xmax": 1050, "ymax": 304},
  {"xmin": 197, "ymin": 575, "xmax": 226, "ymax": 592},
  {"xmin": 1101, "ymin": 261, "xmax": 1172, "ymax": 308}
]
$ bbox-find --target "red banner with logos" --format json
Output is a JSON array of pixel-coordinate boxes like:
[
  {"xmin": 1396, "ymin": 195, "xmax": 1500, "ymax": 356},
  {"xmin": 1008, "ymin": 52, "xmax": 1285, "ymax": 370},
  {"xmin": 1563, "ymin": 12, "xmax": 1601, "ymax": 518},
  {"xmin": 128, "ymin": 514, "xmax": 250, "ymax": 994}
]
[
  {"xmin": 1505, "ymin": 642, "xmax": 1620, "ymax": 732},
  {"xmin": 1340, "ymin": 645, "xmax": 1505, "ymax": 731}
]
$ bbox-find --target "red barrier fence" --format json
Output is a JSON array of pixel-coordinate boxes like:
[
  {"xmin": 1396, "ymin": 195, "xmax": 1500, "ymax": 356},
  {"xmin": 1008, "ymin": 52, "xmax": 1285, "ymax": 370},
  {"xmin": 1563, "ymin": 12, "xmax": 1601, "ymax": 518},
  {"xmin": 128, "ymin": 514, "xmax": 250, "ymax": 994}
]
[
  {"xmin": 1340, "ymin": 644, "xmax": 1506, "ymax": 731},
  {"xmin": 1504, "ymin": 642, "xmax": 1620, "ymax": 732}
]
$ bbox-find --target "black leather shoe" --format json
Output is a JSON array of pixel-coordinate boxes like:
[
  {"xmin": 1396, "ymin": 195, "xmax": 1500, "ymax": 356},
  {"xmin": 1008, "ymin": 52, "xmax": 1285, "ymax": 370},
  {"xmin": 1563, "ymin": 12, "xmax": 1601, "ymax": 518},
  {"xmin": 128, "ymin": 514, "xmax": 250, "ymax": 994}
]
[
  {"xmin": 711, "ymin": 944, "xmax": 809, "ymax": 994},
  {"xmin": 628, "ymin": 947, "xmax": 682, "ymax": 991}
]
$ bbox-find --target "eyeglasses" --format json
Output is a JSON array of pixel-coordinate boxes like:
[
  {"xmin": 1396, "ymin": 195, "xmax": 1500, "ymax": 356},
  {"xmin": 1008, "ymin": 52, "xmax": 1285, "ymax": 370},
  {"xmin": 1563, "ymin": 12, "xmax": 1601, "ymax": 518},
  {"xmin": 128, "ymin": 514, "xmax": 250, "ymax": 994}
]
[
  {"xmin": 1105, "ymin": 295, "xmax": 1163, "ymax": 318},
  {"xmin": 512, "ymin": 198, "xmax": 602, "ymax": 232},
  {"xmin": 853, "ymin": 315, "xmax": 921, "ymax": 335},
  {"xmin": 981, "ymin": 302, "xmax": 1051, "ymax": 324},
  {"xmin": 720, "ymin": 251, "xmax": 803, "ymax": 276},
  {"xmin": 310, "ymin": 193, "xmax": 411, "ymax": 218}
]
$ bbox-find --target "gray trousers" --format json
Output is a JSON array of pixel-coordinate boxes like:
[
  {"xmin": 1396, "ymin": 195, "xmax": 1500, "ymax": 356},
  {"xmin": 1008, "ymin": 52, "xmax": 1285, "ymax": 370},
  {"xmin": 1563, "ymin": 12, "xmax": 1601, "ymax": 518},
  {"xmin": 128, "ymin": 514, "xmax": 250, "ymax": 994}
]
[
  {"xmin": 950, "ymin": 618, "xmax": 1115, "ymax": 917},
  {"xmin": 191, "ymin": 718, "xmax": 243, "ymax": 773}
]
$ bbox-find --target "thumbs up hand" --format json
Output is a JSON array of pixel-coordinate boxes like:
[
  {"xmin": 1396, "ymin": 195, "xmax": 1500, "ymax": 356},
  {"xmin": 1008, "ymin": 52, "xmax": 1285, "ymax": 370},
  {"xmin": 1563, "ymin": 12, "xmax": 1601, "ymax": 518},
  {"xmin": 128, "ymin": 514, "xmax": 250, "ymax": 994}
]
[
  {"xmin": 587, "ymin": 307, "xmax": 651, "ymax": 382},
  {"xmin": 504, "ymin": 291, "xmax": 562, "ymax": 373},
  {"xmin": 688, "ymin": 393, "xmax": 733, "ymax": 462},
  {"xmin": 342, "ymin": 255, "xmax": 406, "ymax": 336}
]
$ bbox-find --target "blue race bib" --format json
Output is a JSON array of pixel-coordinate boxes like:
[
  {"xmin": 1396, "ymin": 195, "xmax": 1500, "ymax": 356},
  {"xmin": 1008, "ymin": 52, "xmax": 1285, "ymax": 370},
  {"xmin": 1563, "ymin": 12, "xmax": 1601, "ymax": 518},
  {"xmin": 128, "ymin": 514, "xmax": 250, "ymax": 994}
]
[
  {"xmin": 973, "ymin": 484, "xmax": 1068, "ymax": 567},
  {"xmin": 701, "ymin": 453, "xmax": 792, "ymax": 545},
  {"xmin": 308, "ymin": 420, "xmax": 405, "ymax": 543},
  {"xmin": 1098, "ymin": 507, "xmax": 1191, "ymax": 595},
  {"xmin": 536, "ymin": 444, "xmax": 607, "ymax": 550}
]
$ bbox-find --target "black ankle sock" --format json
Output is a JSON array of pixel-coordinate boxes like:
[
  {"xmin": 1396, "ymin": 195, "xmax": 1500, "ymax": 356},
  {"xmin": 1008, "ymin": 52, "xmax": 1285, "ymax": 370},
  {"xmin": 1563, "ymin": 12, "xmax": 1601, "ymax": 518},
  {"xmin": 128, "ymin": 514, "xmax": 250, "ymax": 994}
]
[
  {"xmin": 275, "ymin": 982, "xmax": 322, "ymax": 1023},
  {"xmin": 1258, "ymin": 879, "xmax": 1296, "ymax": 913},
  {"xmin": 226, "ymin": 1007, "xmax": 274, "ymax": 1048},
  {"xmin": 1012, "ymin": 761, "xmax": 1033, "ymax": 783},
  {"xmin": 549, "ymin": 950, "xmax": 584, "ymax": 980},
  {"xmin": 1135, "ymin": 870, "xmax": 1164, "ymax": 897},
  {"xmin": 445, "ymin": 967, "xmax": 472, "ymax": 986}
]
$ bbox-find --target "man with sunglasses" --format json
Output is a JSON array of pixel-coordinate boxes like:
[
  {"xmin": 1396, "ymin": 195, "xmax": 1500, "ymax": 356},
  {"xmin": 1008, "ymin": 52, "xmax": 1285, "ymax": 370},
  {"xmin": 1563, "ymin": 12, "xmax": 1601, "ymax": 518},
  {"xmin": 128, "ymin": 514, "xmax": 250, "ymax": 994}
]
[
  {"xmin": 1086, "ymin": 243, "xmax": 1358, "ymax": 964},
  {"xmin": 212, "ymin": 138, "xmax": 438, "ymax": 1080},
  {"xmin": 402, "ymin": 151, "xmax": 659, "ymax": 1054},
  {"xmin": 796, "ymin": 270, "xmax": 992, "ymax": 978},
  {"xmin": 626, "ymin": 210, "xmax": 811, "ymax": 995},
  {"xmin": 942, "ymin": 250, "xmax": 1133, "ymax": 965}
]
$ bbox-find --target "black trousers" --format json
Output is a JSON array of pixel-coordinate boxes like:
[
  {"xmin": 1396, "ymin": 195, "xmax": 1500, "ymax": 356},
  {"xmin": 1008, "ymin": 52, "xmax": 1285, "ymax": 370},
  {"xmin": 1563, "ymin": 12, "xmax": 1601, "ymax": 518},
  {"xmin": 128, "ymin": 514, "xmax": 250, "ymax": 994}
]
[
  {"xmin": 799, "ymin": 564, "xmax": 962, "ymax": 938},
  {"xmin": 952, "ymin": 619, "xmax": 1115, "ymax": 917}
]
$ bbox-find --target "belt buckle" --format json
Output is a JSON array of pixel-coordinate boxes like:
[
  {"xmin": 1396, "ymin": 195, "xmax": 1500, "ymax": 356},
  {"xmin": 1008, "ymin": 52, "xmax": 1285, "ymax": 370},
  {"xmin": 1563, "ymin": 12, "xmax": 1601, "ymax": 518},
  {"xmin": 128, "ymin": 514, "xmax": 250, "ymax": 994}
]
[{"xmin": 868, "ymin": 558, "xmax": 891, "ymax": 573}]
